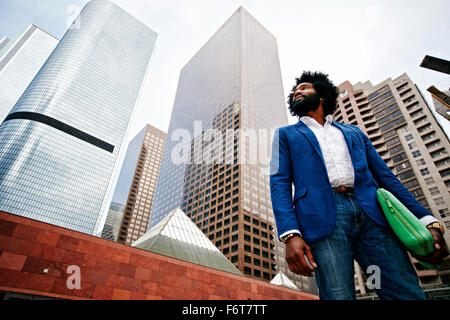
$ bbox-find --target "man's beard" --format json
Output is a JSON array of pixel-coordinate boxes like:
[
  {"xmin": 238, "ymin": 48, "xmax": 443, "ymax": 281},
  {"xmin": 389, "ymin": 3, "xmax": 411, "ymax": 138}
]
[{"xmin": 292, "ymin": 93, "xmax": 321, "ymax": 117}]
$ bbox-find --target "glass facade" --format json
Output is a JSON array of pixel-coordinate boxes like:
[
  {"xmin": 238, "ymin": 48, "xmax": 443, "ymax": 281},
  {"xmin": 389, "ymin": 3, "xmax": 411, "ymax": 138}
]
[
  {"xmin": 101, "ymin": 201, "xmax": 125, "ymax": 241},
  {"xmin": 270, "ymin": 271, "xmax": 299, "ymax": 290},
  {"xmin": 148, "ymin": 7, "xmax": 316, "ymax": 289},
  {"xmin": 0, "ymin": 25, "xmax": 59, "ymax": 122},
  {"xmin": 133, "ymin": 208, "xmax": 242, "ymax": 275},
  {"xmin": 150, "ymin": 7, "xmax": 286, "ymax": 226},
  {"xmin": 0, "ymin": 0, "xmax": 157, "ymax": 235}
]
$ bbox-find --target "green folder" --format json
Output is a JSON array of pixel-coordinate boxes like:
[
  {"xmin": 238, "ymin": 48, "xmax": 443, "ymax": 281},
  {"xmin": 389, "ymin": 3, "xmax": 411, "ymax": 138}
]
[{"xmin": 376, "ymin": 188, "xmax": 438, "ymax": 270}]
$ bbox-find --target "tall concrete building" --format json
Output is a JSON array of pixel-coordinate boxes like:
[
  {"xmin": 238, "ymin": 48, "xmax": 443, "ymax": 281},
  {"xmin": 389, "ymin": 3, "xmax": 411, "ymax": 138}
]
[
  {"xmin": 336, "ymin": 73, "xmax": 450, "ymax": 293},
  {"xmin": 0, "ymin": 0, "xmax": 157, "ymax": 235},
  {"xmin": 148, "ymin": 7, "xmax": 317, "ymax": 293},
  {"xmin": 0, "ymin": 25, "xmax": 59, "ymax": 121},
  {"xmin": 110, "ymin": 124, "xmax": 166, "ymax": 245}
]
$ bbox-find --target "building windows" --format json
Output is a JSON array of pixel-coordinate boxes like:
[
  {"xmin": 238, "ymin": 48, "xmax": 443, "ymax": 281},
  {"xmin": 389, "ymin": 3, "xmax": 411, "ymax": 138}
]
[
  {"xmin": 412, "ymin": 150, "xmax": 421, "ymax": 158},
  {"xmin": 426, "ymin": 140, "xmax": 441, "ymax": 150},
  {"xmin": 416, "ymin": 158, "xmax": 426, "ymax": 166},
  {"xmin": 438, "ymin": 208, "xmax": 449, "ymax": 218},
  {"xmin": 433, "ymin": 197, "xmax": 446, "ymax": 206},
  {"xmin": 408, "ymin": 142, "xmax": 417, "ymax": 150},
  {"xmin": 440, "ymin": 169, "xmax": 450, "ymax": 178},
  {"xmin": 392, "ymin": 152, "xmax": 407, "ymax": 163},
  {"xmin": 398, "ymin": 170, "xmax": 415, "ymax": 180},
  {"xmin": 430, "ymin": 149, "xmax": 448, "ymax": 159},
  {"xmin": 422, "ymin": 132, "xmax": 436, "ymax": 142},
  {"xmin": 389, "ymin": 145, "xmax": 404, "ymax": 155},
  {"xmin": 395, "ymin": 161, "xmax": 411, "ymax": 172},
  {"xmin": 410, "ymin": 188, "xmax": 424, "ymax": 198},
  {"xmin": 428, "ymin": 187, "xmax": 440, "ymax": 196},
  {"xmin": 435, "ymin": 158, "xmax": 450, "ymax": 168},
  {"xmin": 419, "ymin": 168, "xmax": 430, "ymax": 176}
]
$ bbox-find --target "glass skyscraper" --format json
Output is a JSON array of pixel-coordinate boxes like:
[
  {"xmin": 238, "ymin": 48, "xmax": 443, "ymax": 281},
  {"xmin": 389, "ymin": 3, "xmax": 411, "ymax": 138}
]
[
  {"xmin": 0, "ymin": 24, "xmax": 59, "ymax": 121},
  {"xmin": 0, "ymin": 0, "xmax": 157, "ymax": 235},
  {"xmin": 150, "ymin": 7, "xmax": 287, "ymax": 226},
  {"xmin": 148, "ymin": 7, "xmax": 316, "ymax": 293}
]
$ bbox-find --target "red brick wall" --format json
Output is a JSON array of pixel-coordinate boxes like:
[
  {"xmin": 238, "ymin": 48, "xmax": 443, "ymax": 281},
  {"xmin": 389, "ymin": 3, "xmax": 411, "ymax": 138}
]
[{"xmin": 0, "ymin": 212, "xmax": 318, "ymax": 300}]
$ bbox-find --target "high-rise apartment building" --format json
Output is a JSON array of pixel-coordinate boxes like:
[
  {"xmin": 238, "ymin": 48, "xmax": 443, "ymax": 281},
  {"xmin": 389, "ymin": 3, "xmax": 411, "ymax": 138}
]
[
  {"xmin": 0, "ymin": 0, "xmax": 157, "ymax": 235},
  {"xmin": 148, "ymin": 7, "xmax": 316, "ymax": 293},
  {"xmin": 0, "ymin": 24, "xmax": 59, "ymax": 121},
  {"xmin": 112, "ymin": 124, "xmax": 166, "ymax": 245},
  {"xmin": 336, "ymin": 73, "xmax": 450, "ymax": 292}
]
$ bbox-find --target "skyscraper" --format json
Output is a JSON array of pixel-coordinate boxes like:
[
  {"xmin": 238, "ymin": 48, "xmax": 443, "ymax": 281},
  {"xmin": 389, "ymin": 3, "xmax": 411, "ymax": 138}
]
[
  {"xmin": 148, "ymin": 7, "xmax": 315, "ymax": 292},
  {"xmin": 0, "ymin": 0, "xmax": 157, "ymax": 235},
  {"xmin": 0, "ymin": 24, "xmax": 59, "ymax": 121},
  {"xmin": 336, "ymin": 73, "xmax": 450, "ymax": 292},
  {"xmin": 101, "ymin": 201, "xmax": 125, "ymax": 241},
  {"xmin": 109, "ymin": 124, "xmax": 166, "ymax": 245}
]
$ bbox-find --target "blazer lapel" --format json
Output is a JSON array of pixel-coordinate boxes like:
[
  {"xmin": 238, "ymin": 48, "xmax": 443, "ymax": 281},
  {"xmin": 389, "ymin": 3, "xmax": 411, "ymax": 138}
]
[{"xmin": 294, "ymin": 121, "xmax": 326, "ymax": 165}]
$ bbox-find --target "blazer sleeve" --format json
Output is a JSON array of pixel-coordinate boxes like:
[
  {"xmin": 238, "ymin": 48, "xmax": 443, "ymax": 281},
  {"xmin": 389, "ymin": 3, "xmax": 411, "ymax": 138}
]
[
  {"xmin": 361, "ymin": 128, "xmax": 432, "ymax": 220},
  {"xmin": 270, "ymin": 128, "xmax": 301, "ymax": 239}
]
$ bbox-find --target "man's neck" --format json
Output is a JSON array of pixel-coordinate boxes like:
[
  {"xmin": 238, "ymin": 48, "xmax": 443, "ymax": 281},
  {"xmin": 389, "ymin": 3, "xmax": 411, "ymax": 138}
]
[{"xmin": 306, "ymin": 107, "xmax": 325, "ymax": 126}]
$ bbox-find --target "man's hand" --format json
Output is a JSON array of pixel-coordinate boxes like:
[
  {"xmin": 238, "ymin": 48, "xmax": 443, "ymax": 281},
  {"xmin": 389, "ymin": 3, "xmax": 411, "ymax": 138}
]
[
  {"xmin": 285, "ymin": 235, "xmax": 318, "ymax": 277},
  {"xmin": 413, "ymin": 228, "xmax": 449, "ymax": 266}
]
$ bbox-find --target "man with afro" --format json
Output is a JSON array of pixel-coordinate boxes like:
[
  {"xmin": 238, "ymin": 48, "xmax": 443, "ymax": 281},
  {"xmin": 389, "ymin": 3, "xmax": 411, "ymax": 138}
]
[{"xmin": 269, "ymin": 71, "xmax": 448, "ymax": 299}]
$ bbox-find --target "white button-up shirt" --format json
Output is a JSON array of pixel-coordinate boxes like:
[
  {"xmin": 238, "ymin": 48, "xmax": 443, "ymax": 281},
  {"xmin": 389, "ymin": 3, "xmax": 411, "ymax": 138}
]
[{"xmin": 300, "ymin": 114, "xmax": 354, "ymax": 187}]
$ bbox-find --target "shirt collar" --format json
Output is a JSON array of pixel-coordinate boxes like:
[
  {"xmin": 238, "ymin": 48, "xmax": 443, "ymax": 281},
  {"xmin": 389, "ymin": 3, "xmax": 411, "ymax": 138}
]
[{"xmin": 300, "ymin": 115, "xmax": 334, "ymax": 128}]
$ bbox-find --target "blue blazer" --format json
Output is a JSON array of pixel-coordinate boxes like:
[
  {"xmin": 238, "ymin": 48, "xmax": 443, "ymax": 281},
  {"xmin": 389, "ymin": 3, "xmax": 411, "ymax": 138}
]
[{"xmin": 269, "ymin": 120, "xmax": 432, "ymax": 244}]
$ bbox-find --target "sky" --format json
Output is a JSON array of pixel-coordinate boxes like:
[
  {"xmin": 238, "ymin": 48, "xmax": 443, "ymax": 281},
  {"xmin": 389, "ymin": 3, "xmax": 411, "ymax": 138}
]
[{"xmin": 1, "ymin": 0, "xmax": 449, "ymax": 143}]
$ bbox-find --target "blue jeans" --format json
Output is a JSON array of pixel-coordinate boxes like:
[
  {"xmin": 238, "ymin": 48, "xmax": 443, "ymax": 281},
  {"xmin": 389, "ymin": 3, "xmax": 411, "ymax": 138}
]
[{"xmin": 309, "ymin": 192, "xmax": 425, "ymax": 300}]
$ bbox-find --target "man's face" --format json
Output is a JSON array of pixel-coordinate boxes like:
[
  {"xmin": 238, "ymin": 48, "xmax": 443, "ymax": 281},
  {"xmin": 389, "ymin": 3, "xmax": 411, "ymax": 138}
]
[{"xmin": 291, "ymin": 82, "xmax": 321, "ymax": 117}]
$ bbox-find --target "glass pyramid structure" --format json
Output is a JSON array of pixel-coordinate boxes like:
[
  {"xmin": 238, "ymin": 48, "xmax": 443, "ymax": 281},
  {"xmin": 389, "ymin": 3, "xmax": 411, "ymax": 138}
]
[
  {"xmin": 132, "ymin": 208, "xmax": 242, "ymax": 275},
  {"xmin": 270, "ymin": 271, "xmax": 299, "ymax": 290}
]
